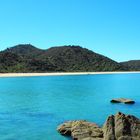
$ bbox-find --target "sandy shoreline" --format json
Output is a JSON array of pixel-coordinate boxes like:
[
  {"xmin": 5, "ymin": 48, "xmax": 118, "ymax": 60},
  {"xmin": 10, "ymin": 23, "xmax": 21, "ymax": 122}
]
[{"xmin": 0, "ymin": 71, "xmax": 140, "ymax": 77}]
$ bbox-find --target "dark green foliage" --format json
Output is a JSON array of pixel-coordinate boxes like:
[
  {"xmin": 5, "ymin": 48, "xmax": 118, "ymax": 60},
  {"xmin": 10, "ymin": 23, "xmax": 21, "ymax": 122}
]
[
  {"xmin": 5, "ymin": 44, "xmax": 44, "ymax": 58},
  {"xmin": 26, "ymin": 59, "xmax": 59, "ymax": 72},
  {"xmin": 0, "ymin": 52, "xmax": 26, "ymax": 72},
  {"xmin": 120, "ymin": 60, "xmax": 140, "ymax": 71},
  {"xmin": 42, "ymin": 46, "xmax": 126, "ymax": 72},
  {"xmin": 0, "ymin": 44, "xmax": 129, "ymax": 73}
]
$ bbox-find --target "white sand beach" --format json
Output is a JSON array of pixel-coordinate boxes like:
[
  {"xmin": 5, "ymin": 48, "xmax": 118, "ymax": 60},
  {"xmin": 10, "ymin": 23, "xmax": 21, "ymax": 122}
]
[{"xmin": 0, "ymin": 71, "xmax": 140, "ymax": 77}]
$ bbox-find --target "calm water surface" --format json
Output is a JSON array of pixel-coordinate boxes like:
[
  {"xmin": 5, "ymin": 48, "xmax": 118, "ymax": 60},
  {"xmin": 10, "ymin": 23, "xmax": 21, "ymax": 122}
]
[{"xmin": 0, "ymin": 74, "xmax": 140, "ymax": 140}]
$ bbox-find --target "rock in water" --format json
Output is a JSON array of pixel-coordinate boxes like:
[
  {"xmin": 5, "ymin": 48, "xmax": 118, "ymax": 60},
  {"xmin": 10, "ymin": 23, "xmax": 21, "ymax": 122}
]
[
  {"xmin": 103, "ymin": 112, "xmax": 140, "ymax": 140},
  {"xmin": 57, "ymin": 120, "xmax": 103, "ymax": 140},
  {"xmin": 57, "ymin": 121, "xmax": 73, "ymax": 136},
  {"xmin": 57, "ymin": 112, "xmax": 140, "ymax": 140},
  {"xmin": 110, "ymin": 98, "xmax": 135, "ymax": 104}
]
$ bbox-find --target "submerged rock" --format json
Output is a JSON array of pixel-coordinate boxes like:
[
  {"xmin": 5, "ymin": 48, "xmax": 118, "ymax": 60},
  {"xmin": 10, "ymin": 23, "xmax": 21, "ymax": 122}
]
[
  {"xmin": 110, "ymin": 98, "xmax": 135, "ymax": 104},
  {"xmin": 57, "ymin": 112, "xmax": 140, "ymax": 140}
]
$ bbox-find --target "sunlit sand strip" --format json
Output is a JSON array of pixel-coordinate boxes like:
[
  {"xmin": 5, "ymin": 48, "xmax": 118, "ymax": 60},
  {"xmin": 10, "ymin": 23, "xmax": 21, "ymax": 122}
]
[{"xmin": 0, "ymin": 71, "xmax": 140, "ymax": 77}]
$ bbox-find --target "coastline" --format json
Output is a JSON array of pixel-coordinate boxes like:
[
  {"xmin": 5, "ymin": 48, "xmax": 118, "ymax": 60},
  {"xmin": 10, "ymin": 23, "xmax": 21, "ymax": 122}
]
[{"xmin": 0, "ymin": 71, "xmax": 140, "ymax": 77}]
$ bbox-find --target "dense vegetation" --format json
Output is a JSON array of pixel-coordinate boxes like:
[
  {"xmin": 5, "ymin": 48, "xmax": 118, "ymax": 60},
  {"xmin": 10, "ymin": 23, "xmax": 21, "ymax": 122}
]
[
  {"xmin": 0, "ymin": 44, "xmax": 136, "ymax": 73},
  {"xmin": 121, "ymin": 60, "xmax": 140, "ymax": 71}
]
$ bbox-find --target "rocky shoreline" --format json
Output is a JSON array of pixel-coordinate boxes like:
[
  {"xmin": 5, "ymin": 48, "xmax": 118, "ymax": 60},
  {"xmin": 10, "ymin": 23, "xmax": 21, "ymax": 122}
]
[{"xmin": 57, "ymin": 112, "xmax": 140, "ymax": 140}]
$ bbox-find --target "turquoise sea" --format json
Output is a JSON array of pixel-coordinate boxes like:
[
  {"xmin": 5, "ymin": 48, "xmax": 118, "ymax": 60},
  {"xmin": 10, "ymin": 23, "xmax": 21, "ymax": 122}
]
[{"xmin": 0, "ymin": 73, "xmax": 140, "ymax": 140}]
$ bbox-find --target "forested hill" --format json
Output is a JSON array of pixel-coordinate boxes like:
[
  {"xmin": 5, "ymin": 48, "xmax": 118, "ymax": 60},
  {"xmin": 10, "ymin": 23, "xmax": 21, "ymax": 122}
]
[
  {"xmin": 121, "ymin": 60, "xmax": 140, "ymax": 71},
  {"xmin": 0, "ymin": 44, "xmax": 131, "ymax": 72}
]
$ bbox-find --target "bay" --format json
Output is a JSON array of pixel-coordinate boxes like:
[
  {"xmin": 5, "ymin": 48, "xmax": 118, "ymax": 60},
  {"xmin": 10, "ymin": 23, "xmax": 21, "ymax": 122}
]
[{"xmin": 0, "ymin": 74, "xmax": 140, "ymax": 140}]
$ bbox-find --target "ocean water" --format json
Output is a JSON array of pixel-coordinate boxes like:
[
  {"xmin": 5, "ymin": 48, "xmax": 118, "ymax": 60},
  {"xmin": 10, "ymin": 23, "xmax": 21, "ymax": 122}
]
[{"xmin": 0, "ymin": 73, "xmax": 140, "ymax": 140}]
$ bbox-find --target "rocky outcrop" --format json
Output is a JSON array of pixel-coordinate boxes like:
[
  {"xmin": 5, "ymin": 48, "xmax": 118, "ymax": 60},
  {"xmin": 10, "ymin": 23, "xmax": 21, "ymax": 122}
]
[
  {"xmin": 110, "ymin": 98, "xmax": 135, "ymax": 104},
  {"xmin": 57, "ymin": 120, "xmax": 103, "ymax": 140},
  {"xmin": 103, "ymin": 112, "xmax": 140, "ymax": 140},
  {"xmin": 103, "ymin": 115, "xmax": 115, "ymax": 140},
  {"xmin": 57, "ymin": 121, "xmax": 73, "ymax": 136},
  {"xmin": 57, "ymin": 112, "xmax": 140, "ymax": 140}
]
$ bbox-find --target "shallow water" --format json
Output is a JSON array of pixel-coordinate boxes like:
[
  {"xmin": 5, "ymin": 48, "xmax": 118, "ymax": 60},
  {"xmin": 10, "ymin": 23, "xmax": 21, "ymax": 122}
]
[{"xmin": 0, "ymin": 74, "xmax": 140, "ymax": 140}]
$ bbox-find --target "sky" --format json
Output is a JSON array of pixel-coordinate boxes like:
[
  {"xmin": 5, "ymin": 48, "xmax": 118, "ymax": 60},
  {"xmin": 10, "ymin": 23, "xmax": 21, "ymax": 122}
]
[{"xmin": 0, "ymin": 0, "xmax": 140, "ymax": 62}]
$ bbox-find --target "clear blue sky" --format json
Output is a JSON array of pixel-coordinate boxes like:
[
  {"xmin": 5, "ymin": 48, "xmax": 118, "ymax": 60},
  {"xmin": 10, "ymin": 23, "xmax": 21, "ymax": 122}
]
[{"xmin": 0, "ymin": 0, "xmax": 140, "ymax": 62}]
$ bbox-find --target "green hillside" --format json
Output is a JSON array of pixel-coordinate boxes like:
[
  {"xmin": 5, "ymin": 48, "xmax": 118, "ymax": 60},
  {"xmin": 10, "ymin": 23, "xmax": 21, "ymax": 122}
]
[{"xmin": 0, "ymin": 44, "xmax": 128, "ymax": 72}]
